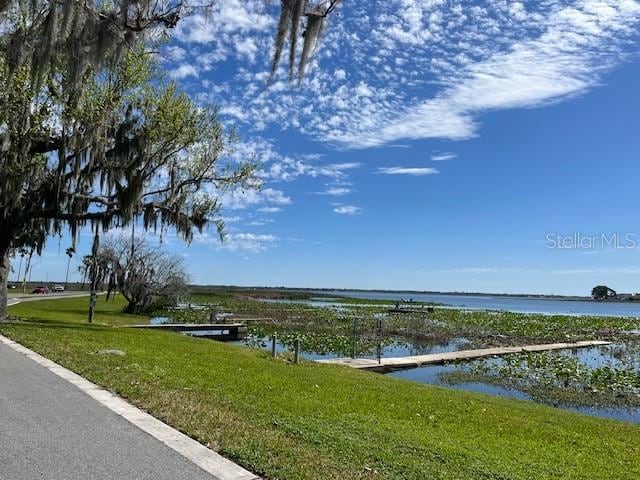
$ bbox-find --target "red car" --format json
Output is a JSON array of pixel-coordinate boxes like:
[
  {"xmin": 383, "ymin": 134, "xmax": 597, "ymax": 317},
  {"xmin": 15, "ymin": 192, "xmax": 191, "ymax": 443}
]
[{"xmin": 31, "ymin": 286, "xmax": 49, "ymax": 294}]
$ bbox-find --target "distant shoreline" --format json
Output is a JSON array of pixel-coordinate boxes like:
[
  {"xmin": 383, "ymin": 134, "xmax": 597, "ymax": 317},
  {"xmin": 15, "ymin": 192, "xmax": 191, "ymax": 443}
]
[
  {"xmin": 188, "ymin": 284, "xmax": 640, "ymax": 304},
  {"xmin": 307, "ymin": 288, "xmax": 591, "ymax": 301}
]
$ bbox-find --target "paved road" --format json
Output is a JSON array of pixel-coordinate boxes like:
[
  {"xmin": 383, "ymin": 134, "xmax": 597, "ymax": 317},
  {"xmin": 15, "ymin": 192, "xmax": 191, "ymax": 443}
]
[
  {"xmin": 0, "ymin": 342, "xmax": 218, "ymax": 480},
  {"xmin": 7, "ymin": 291, "xmax": 91, "ymax": 307}
]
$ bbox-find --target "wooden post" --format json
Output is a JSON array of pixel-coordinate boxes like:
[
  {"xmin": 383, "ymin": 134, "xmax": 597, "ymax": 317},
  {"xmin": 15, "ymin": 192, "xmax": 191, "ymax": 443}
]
[
  {"xmin": 376, "ymin": 317, "xmax": 383, "ymax": 365},
  {"xmin": 271, "ymin": 334, "xmax": 277, "ymax": 357},
  {"xmin": 294, "ymin": 338, "xmax": 301, "ymax": 364},
  {"xmin": 352, "ymin": 318, "xmax": 358, "ymax": 358}
]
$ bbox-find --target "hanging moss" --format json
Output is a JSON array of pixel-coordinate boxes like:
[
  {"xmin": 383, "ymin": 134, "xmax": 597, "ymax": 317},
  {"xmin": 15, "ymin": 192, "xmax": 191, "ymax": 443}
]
[{"xmin": 270, "ymin": 0, "xmax": 339, "ymax": 83}]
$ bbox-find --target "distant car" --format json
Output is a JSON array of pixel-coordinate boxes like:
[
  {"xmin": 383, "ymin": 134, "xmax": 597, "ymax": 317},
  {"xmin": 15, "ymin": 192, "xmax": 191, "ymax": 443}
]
[
  {"xmin": 7, "ymin": 284, "xmax": 17, "ymax": 289},
  {"xmin": 53, "ymin": 284, "xmax": 65, "ymax": 293},
  {"xmin": 32, "ymin": 286, "xmax": 49, "ymax": 294}
]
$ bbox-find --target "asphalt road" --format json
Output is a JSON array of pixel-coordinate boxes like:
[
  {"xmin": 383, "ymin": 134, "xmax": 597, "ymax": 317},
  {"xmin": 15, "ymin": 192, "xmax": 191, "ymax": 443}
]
[
  {"xmin": 0, "ymin": 342, "xmax": 218, "ymax": 480},
  {"xmin": 6, "ymin": 291, "xmax": 92, "ymax": 307}
]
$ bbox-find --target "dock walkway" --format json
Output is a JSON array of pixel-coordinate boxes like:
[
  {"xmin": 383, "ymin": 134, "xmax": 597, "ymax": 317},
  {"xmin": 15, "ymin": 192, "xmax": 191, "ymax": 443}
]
[
  {"xmin": 127, "ymin": 323, "xmax": 247, "ymax": 340},
  {"xmin": 317, "ymin": 340, "xmax": 611, "ymax": 372}
]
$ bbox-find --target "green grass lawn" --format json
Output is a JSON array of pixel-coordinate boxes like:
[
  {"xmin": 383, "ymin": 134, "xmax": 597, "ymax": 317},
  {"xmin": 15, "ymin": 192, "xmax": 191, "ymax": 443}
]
[
  {"xmin": 2, "ymin": 298, "xmax": 640, "ymax": 479},
  {"xmin": 7, "ymin": 295, "xmax": 147, "ymax": 325}
]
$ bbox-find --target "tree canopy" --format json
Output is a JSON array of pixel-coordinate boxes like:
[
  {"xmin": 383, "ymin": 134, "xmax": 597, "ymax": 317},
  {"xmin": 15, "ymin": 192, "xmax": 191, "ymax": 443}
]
[
  {"xmin": 591, "ymin": 285, "xmax": 617, "ymax": 300},
  {"xmin": 0, "ymin": 0, "xmax": 341, "ymax": 320},
  {"xmin": 80, "ymin": 234, "xmax": 189, "ymax": 313},
  {"xmin": 0, "ymin": 6, "xmax": 251, "ymax": 319}
]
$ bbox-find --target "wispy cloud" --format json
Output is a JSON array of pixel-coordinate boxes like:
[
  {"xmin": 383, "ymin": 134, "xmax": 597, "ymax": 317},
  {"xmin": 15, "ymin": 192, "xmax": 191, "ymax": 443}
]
[
  {"xmin": 313, "ymin": 187, "xmax": 352, "ymax": 196},
  {"xmin": 196, "ymin": 231, "xmax": 278, "ymax": 253},
  {"xmin": 377, "ymin": 167, "xmax": 439, "ymax": 176},
  {"xmin": 257, "ymin": 206, "xmax": 283, "ymax": 213},
  {"xmin": 436, "ymin": 267, "xmax": 541, "ymax": 274},
  {"xmin": 431, "ymin": 153, "xmax": 457, "ymax": 162},
  {"xmin": 551, "ymin": 267, "xmax": 640, "ymax": 275},
  {"xmin": 222, "ymin": 233, "xmax": 278, "ymax": 253},
  {"xmin": 333, "ymin": 205, "xmax": 362, "ymax": 215},
  {"xmin": 183, "ymin": 1, "xmax": 640, "ymax": 149},
  {"xmin": 246, "ymin": 218, "xmax": 275, "ymax": 226},
  {"xmin": 221, "ymin": 188, "xmax": 291, "ymax": 211}
]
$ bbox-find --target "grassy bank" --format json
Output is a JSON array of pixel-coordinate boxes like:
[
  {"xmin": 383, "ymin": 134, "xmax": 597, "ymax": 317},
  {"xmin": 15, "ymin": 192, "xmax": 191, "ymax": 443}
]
[
  {"xmin": 2, "ymin": 298, "xmax": 640, "ymax": 479},
  {"xmin": 8, "ymin": 295, "xmax": 146, "ymax": 325}
]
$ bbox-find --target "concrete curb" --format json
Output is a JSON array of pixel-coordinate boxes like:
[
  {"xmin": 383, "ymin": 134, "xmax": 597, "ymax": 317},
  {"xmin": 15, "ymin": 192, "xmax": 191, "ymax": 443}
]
[{"xmin": 0, "ymin": 334, "xmax": 260, "ymax": 480}]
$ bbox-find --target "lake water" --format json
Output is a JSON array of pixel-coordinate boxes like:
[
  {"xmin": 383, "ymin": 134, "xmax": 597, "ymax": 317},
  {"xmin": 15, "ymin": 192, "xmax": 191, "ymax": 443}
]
[
  {"xmin": 321, "ymin": 290, "xmax": 640, "ymax": 317},
  {"xmin": 234, "ymin": 335, "xmax": 470, "ymax": 361}
]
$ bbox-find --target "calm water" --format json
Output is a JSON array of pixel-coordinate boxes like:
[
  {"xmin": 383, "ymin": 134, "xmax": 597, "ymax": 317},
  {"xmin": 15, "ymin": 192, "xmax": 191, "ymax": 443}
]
[
  {"xmin": 233, "ymin": 335, "xmax": 470, "ymax": 361},
  {"xmin": 321, "ymin": 290, "xmax": 640, "ymax": 317}
]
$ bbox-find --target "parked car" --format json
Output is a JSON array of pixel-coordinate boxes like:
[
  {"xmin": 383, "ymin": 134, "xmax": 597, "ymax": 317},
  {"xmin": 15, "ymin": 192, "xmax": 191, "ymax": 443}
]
[
  {"xmin": 53, "ymin": 284, "xmax": 65, "ymax": 293},
  {"xmin": 7, "ymin": 284, "xmax": 17, "ymax": 289},
  {"xmin": 32, "ymin": 286, "xmax": 49, "ymax": 294}
]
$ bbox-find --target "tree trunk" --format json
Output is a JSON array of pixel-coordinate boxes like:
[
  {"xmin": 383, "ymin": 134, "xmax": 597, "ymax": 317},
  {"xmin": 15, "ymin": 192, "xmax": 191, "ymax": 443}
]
[
  {"xmin": 0, "ymin": 248, "xmax": 10, "ymax": 322},
  {"xmin": 123, "ymin": 301, "xmax": 139, "ymax": 314}
]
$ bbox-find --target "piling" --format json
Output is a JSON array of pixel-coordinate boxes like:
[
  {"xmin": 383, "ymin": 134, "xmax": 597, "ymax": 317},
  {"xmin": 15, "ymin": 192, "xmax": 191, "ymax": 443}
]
[{"xmin": 294, "ymin": 338, "xmax": 301, "ymax": 364}]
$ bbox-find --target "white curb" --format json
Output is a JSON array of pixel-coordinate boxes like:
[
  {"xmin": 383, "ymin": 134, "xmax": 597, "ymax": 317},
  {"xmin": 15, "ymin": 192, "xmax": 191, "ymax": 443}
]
[{"xmin": 0, "ymin": 334, "xmax": 260, "ymax": 480}]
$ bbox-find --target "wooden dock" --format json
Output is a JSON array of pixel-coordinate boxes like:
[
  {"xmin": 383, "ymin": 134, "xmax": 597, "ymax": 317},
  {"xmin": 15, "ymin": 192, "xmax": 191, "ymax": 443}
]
[
  {"xmin": 388, "ymin": 307, "xmax": 434, "ymax": 314},
  {"xmin": 317, "ymin": 340, "xmax": 611, "ymax": 372},
  {"xmin": 127, "ymin": 323, "xmax": 247, "ymax": 341}
]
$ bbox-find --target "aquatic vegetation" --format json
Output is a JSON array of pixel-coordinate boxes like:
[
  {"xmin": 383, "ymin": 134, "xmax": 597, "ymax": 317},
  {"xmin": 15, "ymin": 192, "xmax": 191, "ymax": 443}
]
[
  {"xmin": 443, "ymin": 347, "xmax": 640, "ymax": 409},
  {"xmin": 245, "ymin": 325, "xmax": 393, "ymax": 358},
  {"xmin": 420, "ymin": 308, "xmax": 640, "ymax": 344},
  {"xmin": 148, "ymin": 308, "xmax": 212, "ymax": 324},
  {"xmin": 155, "ymin": 290, "xmax": 640, "ymax": 348}
]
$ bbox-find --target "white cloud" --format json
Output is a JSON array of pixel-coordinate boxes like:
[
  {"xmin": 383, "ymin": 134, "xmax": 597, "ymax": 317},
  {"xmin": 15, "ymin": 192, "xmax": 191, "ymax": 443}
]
[
  {"xmin": 220, "ymin": 215, "xmax": 242, "ymax": 224},
  {"xmin": 169, "ymin": 64, "xmax": 199, "ymax": 79},
  {"xmin": 220, "ymin": 105, "xmax": 249, "ymax": 122},
  {"xmin": 314, "ymin": 187, "xmax": 352, "ymax": 196},
  {"xmin": 246, "ymin": 218, "xmax": 275, "ymax": 226},
  {"xmin": 221, "ymin": 233, "xmax": 278, "ymax": 253},
  {"xmin": 225, "ymin": 138, "xmax": 360, "ymax": 184},
  {"xmin": 175, "ymin": 1, "xmax": 272, "ymax": 43},
  {"xmin": 333, "ymin": 205, "xmax": 362, "ymax": 215},
  {"xmin": 221, "ymin": 187, "xmax": 291, "ymax": 211},
  {"xmin": 325, "ymin": 0, "xmax": 640, "ymax": 148},
  {"xmin": 377, "ymin": 167, "xmax": 439, "ymax": 176},
  {"xmin": 195, "ymin": 231, "xmax": 278, "ymax": 253},
  {"xmin": 431, "ymin": 153, "xmax": 457, "ymax": 162},
  {"xmin": 235, "ymin": 37, "xmax": 259, "ymax": 62},
  {"xmin": 192, "ymin": 0, "xmax": 640, "ymax": 149},
  {"xmin": 258, "ymin": 206, "xmax": 283, "ymax": 213}
]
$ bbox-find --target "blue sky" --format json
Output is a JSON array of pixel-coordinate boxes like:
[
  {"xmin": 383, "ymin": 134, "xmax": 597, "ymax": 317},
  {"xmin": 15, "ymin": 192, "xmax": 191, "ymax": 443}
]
[{"xmin": 23, "ymin": 0, "xmax": 640, "ymax": 295}]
